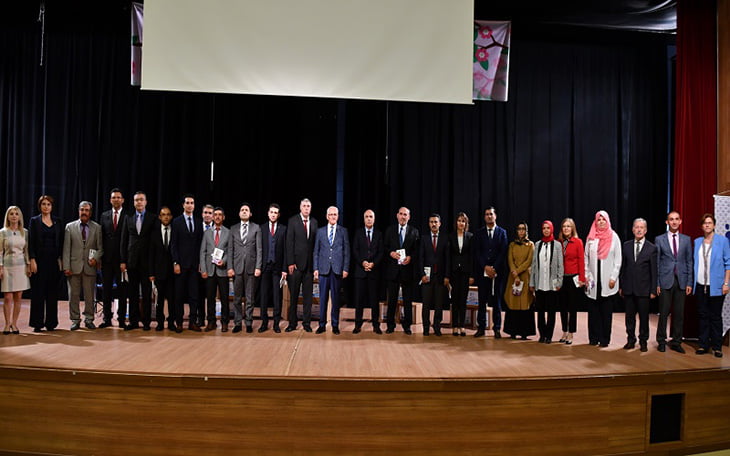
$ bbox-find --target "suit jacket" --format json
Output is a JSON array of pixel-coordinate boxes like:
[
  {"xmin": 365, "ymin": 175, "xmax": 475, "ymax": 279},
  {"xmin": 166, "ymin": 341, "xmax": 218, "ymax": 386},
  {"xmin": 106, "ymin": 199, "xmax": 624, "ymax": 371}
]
[
  {"xmin": 352, "ymin": 226, "xmax": 384, "ymax": 279},
  {"xmin": 27, "ymin": 214, "xmax": 64, "ymax": 262},
  {"xmin": 170, "ymin": 214, "xmax": 204, "ymax": 269},
  {"xmin": 445, "ymin": 231, "xmax": 473, "ymax": 278},
  {"xmin": 262, "ymin": 221, "xmax": 287, "ymax": 273},
  {"xmin": 120, "ymin": 210, "xmax": 156, "ymax": 272},
  {"xmin": 383, "ymin": 224, "xmax": 420, "ymax": 282},
  {"xmin": 62, "ymin": 220, "xmax": 103, "ymax": 276},
  {"xmin": 619, "ymin": 239, "xmax": 657, "ymax": 297},
  {"xmin": 285, "ymin": 214, "xmax": 318, "ymax": 272},
  {"xmin": 313, "ymin": 224, "xmax": 350, "ymax": 275},
  {"xmin": 529, "ymin": 240, "xmax": 564, "ymax": 291},
  {"xmin": 200, "ymin": 225, "xmax": 231, "ymax": 277},
  {"xmin": 473, "ymin": 225, "xmax": 508, "ymax": 279},
  {"xmin": 148, "ymin": 222, "xmax": 174, "ymax": 280},
  {"xmin": 655, "ymin": 231, "xmax": 693, "ymax": 289},
  {"xmin": 99, "ymin": 207, "xmax": 127, "ymax": 266},
  {"xmin": 227, "ymin": 221, "xmax": 262, "ymax": 275},
  {"xmin": 693, "ymin": 235, "xmax": 730, "ymax": 296},
  {"xmin": 418, "ymin": 231, "xmax": 449, "ymax": 281}
]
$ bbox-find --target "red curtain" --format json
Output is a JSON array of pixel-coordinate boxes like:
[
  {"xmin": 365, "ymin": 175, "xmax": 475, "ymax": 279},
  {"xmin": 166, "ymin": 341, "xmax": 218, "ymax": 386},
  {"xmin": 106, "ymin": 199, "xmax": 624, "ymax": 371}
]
[{"xmin": 674, "ymin": 0, "xmax": 717, "ymax": 238}]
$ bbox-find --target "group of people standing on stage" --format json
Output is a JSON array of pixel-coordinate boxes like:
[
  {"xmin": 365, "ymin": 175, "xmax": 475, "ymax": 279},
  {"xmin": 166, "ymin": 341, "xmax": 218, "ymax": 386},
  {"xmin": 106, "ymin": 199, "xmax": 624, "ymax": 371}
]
[{"xmin": 2, "ymin": 190, "xmax": 729, "ymax": 357}]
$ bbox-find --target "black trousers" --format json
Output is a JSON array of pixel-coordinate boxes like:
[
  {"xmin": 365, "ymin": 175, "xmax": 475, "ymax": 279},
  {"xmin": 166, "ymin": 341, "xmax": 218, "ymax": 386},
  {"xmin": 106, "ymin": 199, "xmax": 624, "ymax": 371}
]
[
  {"xmin": 657, "ymin": 276, "xmax": 686, "ymax": 346},
  {"xmin": 450, "ymin": 270, "xmax": 470, "ymax": 328},
  {"xmin": 29, "ymin": 258, "xmax": 61, "ymax": 330},
  {"xmin": 174, "ymin": 267, "xmax": 199, "ymax": 327},
  {"xmin": 588, "ymin": 294, "xmax": 615, "ymax": 345},
  {"xmin": 127, "ymin": 267, "xmax": 152, "ymax": 326},
  {"xmin": 206, "ymin": 275, "xmax": 230, "ymax": 324},
  {"xmin": 354, "ymin": 275, "xmax": 380, "ymax": 328},
  {"xmin": 696, "ymin": 284, "xmax": 724, "ymax": 351},
  {"xmin": 386, "ymin": 278, "xmax": 414, "ymax": 330},
  {"xmin": 559, "ymin": 275, "xmax": 579, "ymax": 333},
  {"xmin": 154, "ymin": 277, "xmax": 174, "ymax": 326},
  {"xmin": 624, "ymin": 294, "xmax": 650, "ymax": 344},
  {"xmin": 421, "ymin": 280, "xmax": 445, "ymax": 331},
  {"xmin": 260, "ymin": 264, "xmax": 283, "ymax": 327},
  {"xmin": 101, "ymin": 262, "xmax": 127, "ymax": 325},
  {"xmin": 287, "ymin": 268, "xmax": 313, "ymax": 327},
  {"xmin": 535, "ymin": 290, "xmax": 558, "ymax": 341}
]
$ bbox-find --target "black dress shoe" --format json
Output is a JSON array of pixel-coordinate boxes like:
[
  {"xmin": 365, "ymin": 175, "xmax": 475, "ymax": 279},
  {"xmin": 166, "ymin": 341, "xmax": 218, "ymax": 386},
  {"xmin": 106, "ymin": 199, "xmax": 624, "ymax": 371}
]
[
  {"xmin": 258, "ymin": 326, "xmax": 268, "ymax": 333},
  {"xmin": 599, "ymin": 342, "xmax": 609, "ymax": 347},
  {"xmin": 273, "ymin": 326, "xmax": 281, "ymax": 333},
  {"xmin": 232, "ymin": 325, "xmax": 243, "ymax": 333},
  {"xmin": 385, "ymin": 328, "xmax": 394, "ymax": 334},
  {"xmin": 493, "ymin": 329, "xmax": 501, "ymax": 339},
  {"xmin": 332, "ymin": 327, "xmax": 340, "ymax": 335},
  {"xmin": 545, "ymin": 339, "xmax": 552, "ymax": 344},
  {"xmin": 303, "ymin": 325, "xmax": 313, "ymax": 333},
  {"xmin": 352, "ymin": 327, "xmax": 361, "ymax": 334},
  {"xmin": 404, "ymin": 328, "xmax": 412, "ymax": 335},
  {"xmin": 539, "ymin": 336, "xmax": 546, "ymax": 343},
  {"xmin": 316, "ymin": 327, "xmax": 326, "ymax": 334},
  {"xmin": 623, "ymin": 342, "xmax": 635, "ymax": 350},
  {"xmin": 695, "ymin": 348, "xmax": 709, "ymax": 355},
  {"xmin": 460, "ymin": 331, "xmax": 466, "ymax": 337},
  {"xmin": 246, "ymin": 326, "xmax": 253, "ymax": 333},
  {"xmin": 175, "ymin": 326, "xmax": 183, "ymax": 334},
  {"xmin": 32, "ymin": 327, "xmax": 43, "ymax": 333},
  {"xmin": 433, "ymin": 328, "xmax": 442, "ymax": 336},
  {"xmin": 670, "ymin": 344, "xmax": 685, "ymax": 354},
  {"xmin": 640, "ymin": 343, "xmax": 648, "ymax": 352},
  {"xmin": 474, "ymin": 330, "xmax": 485, "ymax": 338},
  {"xmin": 142, "ymin": 325, "xmax": 151, "ymax": 331},
  {"xmin": 423, "ymin": 330, "xmax": 430, "ymax": 336},
  {"xmin": 285, "ymin": 326, "xmax": 296, "ymax": 332},
  {"xmin": 124, "ymin": 323, "xmax": 139, "ymax": 331},
  {"xmin": 714, "ymin": 350, "xmax": 723, "ymax": 358},
  {"xmin": 98, "ymin": 321, "xmax": 112, "ymax": 329},
  {"xmin": 155, "ymin": 325, "xmax": 164, "ymax": 332},
  {"xmin": 373, "ymin": 327, "xmax": 383, "ymax": 334},
  {"xmin": 658, "ymin": 344, "xmax": 666, "ymax": 352}
]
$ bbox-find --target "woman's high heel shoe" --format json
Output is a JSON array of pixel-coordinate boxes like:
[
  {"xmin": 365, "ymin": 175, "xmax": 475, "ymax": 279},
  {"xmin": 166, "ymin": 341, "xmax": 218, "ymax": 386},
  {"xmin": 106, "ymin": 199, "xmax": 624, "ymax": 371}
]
[
  {"xmin": 10, "ymin": 324, "xmax": 19, "ymax": 334},
  {"xmin": 2, "ymin": 325, "xmax": 10, "ymax": 335}
]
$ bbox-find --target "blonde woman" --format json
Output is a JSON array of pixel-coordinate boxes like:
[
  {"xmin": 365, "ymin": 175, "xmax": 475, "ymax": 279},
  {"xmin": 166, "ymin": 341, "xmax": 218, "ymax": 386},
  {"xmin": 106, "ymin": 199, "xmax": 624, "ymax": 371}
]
[
  {"xmin": 558, "ymin": 218, "xmax": 585, "ymax": 345},
  {"xmin": 0, "ymin": 206, "xmax": 31, "ymax": 334}
]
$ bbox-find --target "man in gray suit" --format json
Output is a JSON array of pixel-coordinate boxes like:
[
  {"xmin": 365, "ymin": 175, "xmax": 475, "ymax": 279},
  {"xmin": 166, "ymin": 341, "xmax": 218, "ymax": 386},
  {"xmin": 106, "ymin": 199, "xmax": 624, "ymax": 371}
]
[
  {"xmin": 63, "ymin": 201, "xmax": 103, "ymax": 330},
  {"xmin": 654, "ymin": 211, "xmax": 694, "ymax": 353},
  {"xmin": 313, "ymin": 206, "xmax": 350, "ymax": 335},
  {"xmin": 227, "ymin": 203, "xmax": 262, "ymax": 333},
  {"xmin": 201, "ymin": 207, "xmax": 231, "ymax": 332}
]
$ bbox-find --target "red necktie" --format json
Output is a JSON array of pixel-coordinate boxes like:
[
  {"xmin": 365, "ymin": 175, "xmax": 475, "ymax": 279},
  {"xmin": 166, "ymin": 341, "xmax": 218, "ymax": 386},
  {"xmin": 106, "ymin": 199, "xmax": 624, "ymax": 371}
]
[
  {"xmin": 113, "ymin": 210, "xmax": 118, "ymax": 231},
  {"xmin": 214, "ymin": 228, "xmax": 220, "ymax": 246},
  {"xmin": 271, "ymin": 223, "xmax": 275, "ymax": 237},
  {"xmin": 432, "ymin": 234, "xmax": 437, "ymax": 252},
  {"xmin": 303, "ymin": 219, "xmax": 308, "ymax": 238}
]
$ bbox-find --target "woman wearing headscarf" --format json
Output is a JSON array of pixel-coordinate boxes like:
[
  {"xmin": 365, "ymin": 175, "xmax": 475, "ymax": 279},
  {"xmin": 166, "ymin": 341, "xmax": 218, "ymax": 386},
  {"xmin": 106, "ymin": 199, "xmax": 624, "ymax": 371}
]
[
  {"xmin": 529, "ymin": 220, "xmax": 563, "ymax": 343},
  {"xmin": 503, "ymin": 222, "xmax": 535, "ymax": 339},
  {"xmin": 584, "ymin": 210, "xmax": 622, "ymax": 347},
  {"xmin": 558, "ymin": 218, "xmax": 585, "ymax": 345}
]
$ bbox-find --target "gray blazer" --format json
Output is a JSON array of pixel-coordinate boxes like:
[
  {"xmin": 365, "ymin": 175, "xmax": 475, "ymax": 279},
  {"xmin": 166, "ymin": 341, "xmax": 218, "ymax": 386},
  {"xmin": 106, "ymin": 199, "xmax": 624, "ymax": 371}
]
[
  {"xmin": 200, "ymin": 225, "xmax": 231, "ymax": 277},
  {"xmin": 227, "ymin": 221, "xmax": 262, "ymax": 275},
  {"xmin": 529, "ymin": 239, "xmax": 564, "ymax": 291},
  {"xmin": 63, "ymin": 220, "xmax": 103, "ymax": 276}
]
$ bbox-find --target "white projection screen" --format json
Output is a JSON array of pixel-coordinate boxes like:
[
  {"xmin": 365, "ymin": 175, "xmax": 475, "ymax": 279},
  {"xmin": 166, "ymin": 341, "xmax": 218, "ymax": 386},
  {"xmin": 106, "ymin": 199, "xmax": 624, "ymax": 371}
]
[{"xmin": 141, "ymin": 0, "xmax": 474, "ymax": 104}]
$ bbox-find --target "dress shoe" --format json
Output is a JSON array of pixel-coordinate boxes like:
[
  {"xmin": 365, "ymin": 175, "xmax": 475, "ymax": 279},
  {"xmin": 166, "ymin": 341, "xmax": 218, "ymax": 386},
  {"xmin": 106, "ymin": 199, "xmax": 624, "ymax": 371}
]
[
  {"xmin": 221, "ymin": 323, "xmax": 229, "ymax": 332},
  {"xmin": 70, "ymin": 322, "xmax": 81, "ymax": 331},
  {"xmin": 285, "ymin": 326, "xmax": 296, "ymax": 332},
  {"xmin": 640, "ymin": 343, "xmax": 648, "ymax": 352},
  {"xmin": 32, "ymin": 327, "xmax": 43, "ymax": 333},
  {"xmin": 142, "ymin": 324, "xmax": 151, "ymax": 331},
  {"xmin": 510, "ymin": 334, "xmax": 517, "ymax": 339},
  {"xmin": 460, "ymin": 331, "xmax": 466, "ymax": 337},
  {"xmin": 695, "ymin": 348, "xmax": 709, "ymax": 355},
  {"xmin": 599, "ymin": 342, "xmax": 609, "ymax": 347},
  {"xmin": 98, "ymin": 321, "xmax": 112, "ymax": 329},
  {"xmin": 258, "ymin": 326, "xmax": 268, "ymax": 333},
  {"xmin": 84, "ymin": 321, "xmax": 96, "ymax": 330},
  {"xmin": 453, "ymin": 331, "xmax": 459, "ymax": 336},
  {"xmin": 188, "ymin": 323, "xmax": 202, "ymax": 332},
  {"xmin": 658, "ymin": 344, "xmax": 666, "ymax": 352},
  {"xmin": 10, "ymin": 325, "xmax": 20, "ymax": 334},
  {"xmin": 316, "ymin": 327, "xmax": 326, "ymax": 334},
  {"xmin": 332, "ymin": 327, "xmax": 340, "ymax": 335},
  {"xmin": 539, "ymin": 337, "xmax": 546, "ymax": 343},
  {"xmin": 423, "ymin": 330, "xmax": 430, "ymax": 336},
  {"xmin": 473, "ymin": 330, "xmax": 485, "ymax": 338},
  {"xmin": 385, "ymin": 328, "xmax": 394, "ymax": 334},
  {"xmin": 520, "ymin": 335, "xmax": 528, "ymax": 340},
  {"xmin": 670, "ymin": 344, "xmax": 685, "ymax": 354},
  {"xmin": 493, "ymin": 329, "xmax": 501, "ymax": 339},
  {"xmin": 373, "ymin": 327, "xmax": 382, "ymax": 334},
  {"xmin": 46, "ymin": 326, "xmax": 56, "ymax": 331},
  {"xmin": 545, "ymin": 339, "xmax": 552, "ymax": 344},
  {"xmin": 433, "ymin": 328, "xmax": 442, "ymax": 336},
  {"xmin": 246, "ymin": 326, "xmax": 253, "ymax": 333},
  {"xmin": 175, "ymin": 326, "xmax": 183, "ymax": 334},
  {"xmin": 205, "ymin": 323, "xmax": 217, "ymax": 332},
  {"xmin": 232, "ymin": 325, "xmax": 243, "ymax": 333},
  {"xmin": 588, "ymin": 340, "xmax": 598, "ymax": 346},
  {"xmin": 273, "ymin": 326, "xmax": 281, "ymax": 333},
  {"xmin": 168, "ymin": 323, "xmax": 178, "ymax": 332},
  {"xmin": 352, "ymin": 327, "xmax": 362, "ymax": 334},
  {"xmin": 404, "ymin": 328, "xmax": 412, "ymax": 335},
  {"xmin": 303, "ymin": 325, "xmax": 313, "ymax": 333},
  {"xmin": 623, "ymin": 342, "xmax": 635, "ymax": 350},
  {"xmin": 714, "ymin": 350, "xmax": 723, "ymax": 358},
  {"xmin": 565, "ymin": 339, "xmax": 572, "ymax": 345}
]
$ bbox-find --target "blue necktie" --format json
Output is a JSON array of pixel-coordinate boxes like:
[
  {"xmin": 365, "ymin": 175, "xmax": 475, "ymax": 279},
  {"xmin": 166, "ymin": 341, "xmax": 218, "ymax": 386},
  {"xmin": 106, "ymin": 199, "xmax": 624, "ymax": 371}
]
[
  {"xmin": 329, "ymin": 225, "xmax": 334, "ymax": 246},
  {"xmin": 399, "ymin": 226, "xmax": 404, "ymax": 248}
]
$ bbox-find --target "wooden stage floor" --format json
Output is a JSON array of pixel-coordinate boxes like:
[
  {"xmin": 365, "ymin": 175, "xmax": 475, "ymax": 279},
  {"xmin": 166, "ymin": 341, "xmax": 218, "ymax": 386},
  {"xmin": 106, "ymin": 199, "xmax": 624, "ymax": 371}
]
[{"xmin": 0, "ymin": 300, "xmax": 727, "ymax": 379}]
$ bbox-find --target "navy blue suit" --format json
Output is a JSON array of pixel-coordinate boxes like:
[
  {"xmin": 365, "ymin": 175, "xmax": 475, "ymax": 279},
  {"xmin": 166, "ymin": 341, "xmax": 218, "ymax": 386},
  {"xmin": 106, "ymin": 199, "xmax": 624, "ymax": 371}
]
[
  {"xmin": 260, "ymin": 221, "xmax": 287, "ymax": 329},
  {"xmin": 120, "ymin": 210, "xmax": 156, "ymax": 327},
  {"xmin": 418, "ymin": 231, "xmax": 450, "ymax": 333},
  {"xmin": 352, "ymin": 226, "xmax": 384, "ymax": 329},
  {"xmin": 170, "ymin": 214, "xmax": 203, "ymax": 327},
  {"xmin": 313, "ymin": 224, "xmax": 350, "ymax": 329},
  {"xmin": 654, "ymin": 231, "xmax": 693, "ymax": 347},
  {"xmin": 620, "ymin": 239, "xmax": 657, "ymax": 345},
  {"xmin": 473, "ymin": 225, "xmax": 508, "ymax": 331}
]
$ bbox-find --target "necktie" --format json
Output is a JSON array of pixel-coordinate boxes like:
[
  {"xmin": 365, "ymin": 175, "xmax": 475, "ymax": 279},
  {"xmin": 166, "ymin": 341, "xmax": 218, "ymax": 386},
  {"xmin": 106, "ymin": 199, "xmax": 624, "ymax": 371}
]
[
  {"xmin": 164, "ymin": 226, "xmax": 169, "ymax": 248},
  {"xmin": 136, "ymin": 213, "xmax": 142, "ymax": 234},
  {"xmin": 242, "ymin": 223, "xmax": 248, "ymax": 243},
  {"xmin": 81, "ymin": 223, "xmax": 87, "ymax": 242},
  {"xmin": 303, "ymin": 218, "xmax": 308, "ymax": 239},
  {"xmin": 113, "ymin": 210, "xmax": 118, "ymax": 231},
  {"xmin": 205, "ymin": 224, "xmax": 211, "ymax": 231},
  {"xmin": 329, "ymin": 225, "xmax": 334, "ymax": 246},
  {"xmin": 270, "ymin": 223, "xmax": 275, "ymax": 237},
  {"xmin": 488, "ymin": 228, "xmax": 493, "ymax": 240},
  {"xmin": 214, "ymin": 227, "xmax": 220, "ymax": 247},
  {"xmin": 672, "ymin": 233, "xmax": 678, "ymax": 258},
  {"xmin": 187, "ymin": 216, "xmax": 193, "ymax": 233},
  {"xmin": 635, "ymin": 240, "xmax": 640, "ymax": 261},
  {"xmin": 432, "ymin": 233, "xmax": 437, "ymax": 252},
  {"xmin": 367, "ymin": 229, "xmax": 371, "ymax": 245},
  {"xmin": 399, "ymin": 226, "xmax": 404, "ymax": 247}
]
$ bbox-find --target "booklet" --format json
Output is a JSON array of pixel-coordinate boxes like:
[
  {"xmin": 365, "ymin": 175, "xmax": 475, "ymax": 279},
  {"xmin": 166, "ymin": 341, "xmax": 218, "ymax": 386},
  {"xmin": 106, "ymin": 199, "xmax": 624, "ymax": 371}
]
[{"xmin": 211, "ymin": 248, "xmax": 224, "ymax": 265}]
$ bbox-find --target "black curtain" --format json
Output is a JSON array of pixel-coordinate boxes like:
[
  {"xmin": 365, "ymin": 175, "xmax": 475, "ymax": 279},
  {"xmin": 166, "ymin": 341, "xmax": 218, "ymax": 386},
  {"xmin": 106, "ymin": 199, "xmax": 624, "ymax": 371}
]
[{"xmin": 2, "ymin": 4, "xmax": 670, "ymax": 245}]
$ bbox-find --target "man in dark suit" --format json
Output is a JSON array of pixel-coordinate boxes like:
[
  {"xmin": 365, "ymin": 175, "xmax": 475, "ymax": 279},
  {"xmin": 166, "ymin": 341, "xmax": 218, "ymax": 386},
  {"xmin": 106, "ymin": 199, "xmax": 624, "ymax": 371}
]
[
  {"xmin": 313, "ymin": 206, "xmax": 350, "ymax": 335},
  {"xmin": 383, "ymin": 207, "xmax": 420, "ymax": 335},
  {"xmin": 170, "ymin": 194, "xmax": 204, "ymax": 331},
  {"xmin": 200, "ymin": 207, "xmax": 231, "ymax": 332},
  {"xmin": 285, "ymin": 198, "xmax": 318, "ymax": 332},
  {"xmin": 120, "ymin": 191, "xmax": 156, "ymax": 330},
  {"xmin": 619, "ymin": 218, "xmax": 657, "ymax": 352},
  {"xmin": 148, "ymin": 206, "xmax": 175, "ymax": 331},
  {"xmin": 352, "ymin": 209, "xmax": 383, "ymax": 334},
  {"xmin": 473, "ymin": 206, "xmax": 508, "ymax": 338},
  {"xmin": 654, "ymin": 210, "xmax": 694, "ymax": 353},
  {"xmin": 418, "ymin": 213, "xmax": 449, "ymax": 336},
  {"xmin": 99, "ymin": 188, "xmax": 127, "ymax": 328},
  {"xmin": 260, "ymin": 203, "xmax": 287, "ymax": 333}
]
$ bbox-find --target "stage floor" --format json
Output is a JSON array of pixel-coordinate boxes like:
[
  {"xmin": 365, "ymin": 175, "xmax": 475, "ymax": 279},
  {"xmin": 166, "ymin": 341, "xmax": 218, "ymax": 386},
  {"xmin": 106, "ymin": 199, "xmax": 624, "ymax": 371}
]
[{"xmin": 1, "ymin": 300, "xmax": 726, "ymax": 380}]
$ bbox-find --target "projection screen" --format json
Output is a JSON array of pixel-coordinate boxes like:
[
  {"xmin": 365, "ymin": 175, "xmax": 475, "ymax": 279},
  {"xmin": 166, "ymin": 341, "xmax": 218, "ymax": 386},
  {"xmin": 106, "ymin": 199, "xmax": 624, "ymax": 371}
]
[{"xmin": 141, "ymin": 0, "xmax": 474, "ymax": 104}]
